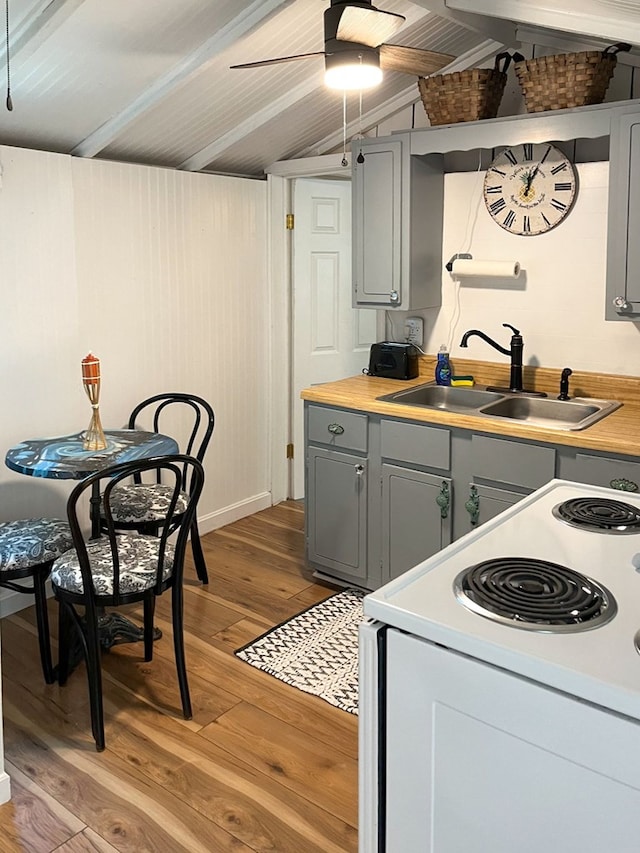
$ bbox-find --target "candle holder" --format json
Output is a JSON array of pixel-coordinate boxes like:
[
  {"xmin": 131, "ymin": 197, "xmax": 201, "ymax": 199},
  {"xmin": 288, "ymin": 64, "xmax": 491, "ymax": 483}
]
[{"xmin": 81, "ymin": 353, "xmax": 107, "ymax": 451}]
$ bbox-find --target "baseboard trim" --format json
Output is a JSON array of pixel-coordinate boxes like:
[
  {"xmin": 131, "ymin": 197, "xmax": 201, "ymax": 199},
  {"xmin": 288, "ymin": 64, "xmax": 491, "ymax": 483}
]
[
  {"xmin": 198, "ymin": 492, "xmax": 273, "ymax": 535},
  {"xmin": 0, "ymin": 770, "xmax": 11, "ymax": 804}
]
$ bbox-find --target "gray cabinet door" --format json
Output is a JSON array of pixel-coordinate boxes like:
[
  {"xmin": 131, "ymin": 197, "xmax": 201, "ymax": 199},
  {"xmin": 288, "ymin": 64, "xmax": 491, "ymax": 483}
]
[
  {"xmin": 606, "ymin": 107, "xmax": 640, "ymax": 320},
  {"xmin": 382, "ymin": 464, "xmax": 452, "ymax": 582},
  {"xmin": 353, "ymin": 138, "xmax": 403, "ymax": 307},
  {"xmin": 307, "ymin": 446, "xmax": 367, "ymax": 582},
  {"xmin": 460, "ymin": 482, "xmax": 524, "ymax": 535}
]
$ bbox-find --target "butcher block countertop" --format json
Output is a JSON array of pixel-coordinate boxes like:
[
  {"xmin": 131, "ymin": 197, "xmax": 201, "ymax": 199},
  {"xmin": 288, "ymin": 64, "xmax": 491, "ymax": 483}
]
[{"xmin": 301, "ymin": 357, "xmax": 640, "ymax": 458}]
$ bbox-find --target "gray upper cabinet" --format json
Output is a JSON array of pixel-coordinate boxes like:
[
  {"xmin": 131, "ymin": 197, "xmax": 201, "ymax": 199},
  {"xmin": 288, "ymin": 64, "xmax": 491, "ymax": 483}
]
[
  {"xmin": 606, "ymin": 106, "xmax": 640, "ymax": 320},
  {"xmin": 352, "ymin": 134, "xmax": 443, "ymax": 310},
  {"xmin": 352, "ymin": 99, "xmax": 640, "ymax": 321}
]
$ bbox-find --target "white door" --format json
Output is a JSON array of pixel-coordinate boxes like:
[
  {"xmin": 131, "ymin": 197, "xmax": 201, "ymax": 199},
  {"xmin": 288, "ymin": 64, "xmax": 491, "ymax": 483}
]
[{"xmin": 292, "ymin": 178, "xmax": 378, "ymax": 499}]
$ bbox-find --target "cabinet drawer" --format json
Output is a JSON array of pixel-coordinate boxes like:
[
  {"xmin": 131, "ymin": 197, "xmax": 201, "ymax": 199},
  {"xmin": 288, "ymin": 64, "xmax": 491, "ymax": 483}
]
[
  {"xmin": 307, "ymin": 406, "xmax": 368, "ymax": 453},
  {"xmin": 472, "ymin": 435, "xmax": 555, "ymax": 490},
  {"xmin": 561, "ymin": 452, "xmax": 640, "ymax": 492},
  {"xmin": 381, "ymin": 420, "xmax": 450, "ymax": 471}
]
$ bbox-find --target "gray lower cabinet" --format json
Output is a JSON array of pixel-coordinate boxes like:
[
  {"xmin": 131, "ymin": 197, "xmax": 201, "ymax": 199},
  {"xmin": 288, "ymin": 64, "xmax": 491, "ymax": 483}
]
[
  {"xmin": 381, "ymin": 464, "xmax": 452, "ymax": 582},
  {"xmin": 462, "ymin": 482, "xmax": 523, "ymax": 531},
  {"xmin": 557, "ymin": 448, "xmax": 640, "ymax": 493},
  {"xmin": 306, "ymin": 446, "xmax": 368, "ymax": 584},
  {"xmin": 305, "ymin": 403, "xmax": 640, "ymax": 590},
  {"xmin": 456, "ymin": 433, "xmax": 558, "ymax": 538},
  {"xmin": 305, "ymin": 404, "xmax": 369, "ymax": 586}
]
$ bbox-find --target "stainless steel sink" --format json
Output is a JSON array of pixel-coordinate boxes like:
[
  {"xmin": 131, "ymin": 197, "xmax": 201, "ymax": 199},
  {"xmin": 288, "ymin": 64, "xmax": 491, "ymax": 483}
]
[
  {"xmin": 479, "ymin": 395, "xmax": 621, "ymax": 431},
  {"xmin": 377, "ymin": 382, "xmax": 621, "ymax": 431},
  {"xmin": 377, "ymin": 384, "xmax": 503, "ymax": 412}
]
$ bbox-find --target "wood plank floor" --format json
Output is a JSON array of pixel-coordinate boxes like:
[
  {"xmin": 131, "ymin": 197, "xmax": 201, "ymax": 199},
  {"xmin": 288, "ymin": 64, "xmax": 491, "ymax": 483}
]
[{"xmin": 0, "ymin": 501, "xmax": 359, "ymax": 852}]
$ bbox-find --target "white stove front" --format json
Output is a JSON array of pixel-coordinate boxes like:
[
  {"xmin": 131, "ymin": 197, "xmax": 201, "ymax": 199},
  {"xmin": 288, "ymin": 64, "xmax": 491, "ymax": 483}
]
[
  {"xmin": 364, "ymin": 478, "xmax": 640, "ymax": 721},
  {"xmin": 359, "ymin": 479, "xmax": 640, "ymax": 853}
]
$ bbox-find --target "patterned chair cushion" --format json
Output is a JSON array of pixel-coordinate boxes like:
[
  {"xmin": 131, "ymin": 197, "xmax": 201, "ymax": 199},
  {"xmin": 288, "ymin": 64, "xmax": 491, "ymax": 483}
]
[
  {"xmin": 51, "ymin": 533, "xmax": 175, "ymax": 596},
  {"xmin": 0, "ymin": 518, "xmax": 73, "ymax": 572},
  {"xmin": 102, "ymin": 483, "xmax": 189, "ymax": 525}
]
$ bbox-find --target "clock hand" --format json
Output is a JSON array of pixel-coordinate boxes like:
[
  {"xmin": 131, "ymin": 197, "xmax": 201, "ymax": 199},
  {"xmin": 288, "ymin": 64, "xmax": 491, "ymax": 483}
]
[{"xmin": 524, "ymin": 163, "xmax": 541, "ymax": 198}]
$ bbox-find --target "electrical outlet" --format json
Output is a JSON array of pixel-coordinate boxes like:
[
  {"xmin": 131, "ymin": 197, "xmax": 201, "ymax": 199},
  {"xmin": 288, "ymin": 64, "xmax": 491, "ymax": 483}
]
[{"xmin": 404, "ymin": 317, "xmax": 424, "ymax": 348}]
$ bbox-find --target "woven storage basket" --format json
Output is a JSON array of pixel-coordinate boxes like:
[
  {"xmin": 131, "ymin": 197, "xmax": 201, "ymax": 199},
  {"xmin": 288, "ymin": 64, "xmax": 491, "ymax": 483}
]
[
  {"xmin": 514, "ymin": 43, "xmax": 630, "ymax": 113},
  {"xmin": 418, "ymin": 52, "xmax": 512, "ymax": 126}
]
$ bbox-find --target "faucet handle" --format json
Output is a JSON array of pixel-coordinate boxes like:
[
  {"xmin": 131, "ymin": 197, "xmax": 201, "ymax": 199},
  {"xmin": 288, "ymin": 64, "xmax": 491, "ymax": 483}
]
[{"xmin": 503, "ymin": 323, "xmax": 520, "ymax": 336}]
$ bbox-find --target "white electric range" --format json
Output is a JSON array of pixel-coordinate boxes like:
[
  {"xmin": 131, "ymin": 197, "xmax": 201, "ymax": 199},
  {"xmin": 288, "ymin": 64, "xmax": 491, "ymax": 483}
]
[{"xmin": 359, "ymin": 479, "xmax": 640, "ymax": 853}]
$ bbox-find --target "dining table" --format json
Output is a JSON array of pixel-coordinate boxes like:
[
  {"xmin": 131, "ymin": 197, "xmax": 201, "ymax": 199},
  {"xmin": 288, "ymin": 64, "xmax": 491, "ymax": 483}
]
[{"xmin": 5, "ymin": 428, "xmax": 179, "ymax": 651}]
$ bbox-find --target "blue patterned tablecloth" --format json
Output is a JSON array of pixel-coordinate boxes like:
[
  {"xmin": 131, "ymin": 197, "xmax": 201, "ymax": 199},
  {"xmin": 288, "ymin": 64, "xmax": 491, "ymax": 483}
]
[{"xmin": 5, "ymin": 430, "xmax": 179, "ymax": 480}]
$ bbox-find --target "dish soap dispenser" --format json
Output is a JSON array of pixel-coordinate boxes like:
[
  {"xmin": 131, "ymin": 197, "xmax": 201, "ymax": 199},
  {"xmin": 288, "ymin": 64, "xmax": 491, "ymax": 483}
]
[{"xmin": 435, "ymin": 345, "xmax": 451, "ymax": 386}]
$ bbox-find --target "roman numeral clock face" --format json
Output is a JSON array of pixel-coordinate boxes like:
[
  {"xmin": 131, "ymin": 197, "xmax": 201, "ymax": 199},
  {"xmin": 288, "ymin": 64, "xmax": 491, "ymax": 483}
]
[{"xmin": 483, "ymin": 143, "xmax": 577, "ymax": 235}]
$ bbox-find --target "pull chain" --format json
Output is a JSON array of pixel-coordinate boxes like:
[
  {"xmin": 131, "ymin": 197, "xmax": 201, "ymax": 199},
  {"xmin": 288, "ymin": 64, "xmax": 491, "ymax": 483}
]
[
  {"xmin": 356, "ymin": 88, "xmax": 364, "ymax": 163},
  {"xmin": 5, "ymin": 0, "xmax": 11, "ymax": 111},
  {"xmin": 341, "ymin": 90, "xmax": 348, "ymax": 167}
]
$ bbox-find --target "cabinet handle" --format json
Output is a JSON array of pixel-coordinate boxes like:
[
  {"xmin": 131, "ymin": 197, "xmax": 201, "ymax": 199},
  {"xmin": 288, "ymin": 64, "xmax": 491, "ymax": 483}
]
[
  {"xmin": 610, "ymin": 477, "xmax": 639, "ymax": 492},
  {"xmin": 389, "ymin": 290, "xmax": 399, "ymax": 304},
  {"xmin": 465, "ymin": 485, "xmax": 480, "ymax": 526},
  {"xmin": 327, "ymin": 423, "xmax": 344, "ymax": 435},
  {"xmin": 355, "ymin": 464, "xmax": 364, "ymax": 477},
  {"xmin": 435, "ymin": 481, "xmax": 450, "ymax": 519}
]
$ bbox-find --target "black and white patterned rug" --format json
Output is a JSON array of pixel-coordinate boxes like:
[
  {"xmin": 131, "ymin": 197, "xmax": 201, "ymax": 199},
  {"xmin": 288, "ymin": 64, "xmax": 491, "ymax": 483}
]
[{"xmin": 235, "ymin": 588, "xmax": 365, "ymax": 715}]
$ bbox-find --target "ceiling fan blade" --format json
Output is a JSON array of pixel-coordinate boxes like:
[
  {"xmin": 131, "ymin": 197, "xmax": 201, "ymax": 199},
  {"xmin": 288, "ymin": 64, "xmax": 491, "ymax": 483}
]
[
  {"xmin": 231, "ymin": 52, "xmax": 325, "ymax": 70},
  {"xmin": 379, "ymin": 44, "xmax": 454, "ymax": 76},
  {"xmin": 335, "ymin": 7, "xmax": 405, "ymax": 48}
]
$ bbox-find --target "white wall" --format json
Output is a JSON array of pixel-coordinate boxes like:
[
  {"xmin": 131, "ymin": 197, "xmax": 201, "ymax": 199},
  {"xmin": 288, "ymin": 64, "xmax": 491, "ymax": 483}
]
[
  {"xmin": 0, "ymin": 145, "xmax": 271, "ymax": 532},
  {"xmin": 427, "ymin": 162, "xmax": 640, "ymax": 375},
  {"xmin": 371, "ymin": 49, "xmax": 640, "ymax": 377}
]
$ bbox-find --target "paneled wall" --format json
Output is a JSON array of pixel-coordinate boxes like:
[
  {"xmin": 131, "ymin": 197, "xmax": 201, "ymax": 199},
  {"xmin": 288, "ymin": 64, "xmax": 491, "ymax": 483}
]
[{"xmin": 1, "ymin": 146, "xmax": 269, "ymax": 547}]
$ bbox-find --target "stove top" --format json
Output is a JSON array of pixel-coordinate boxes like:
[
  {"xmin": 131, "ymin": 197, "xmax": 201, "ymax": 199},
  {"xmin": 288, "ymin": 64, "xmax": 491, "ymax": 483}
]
[
  {"xmin": 364, "ymin": 479, "xmax": 640, "ymax": 722},
  {"xmin": 454, "ymin": 556, "xmax": 617, "ymax": 632},
  {"xmin": 552, "ymin": 496, "xmax": 640, "ymax": 534}
]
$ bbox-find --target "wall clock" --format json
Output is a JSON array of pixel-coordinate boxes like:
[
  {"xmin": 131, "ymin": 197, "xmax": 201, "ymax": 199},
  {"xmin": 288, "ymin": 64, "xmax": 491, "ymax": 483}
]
[{"xmin": 483, "ymin": 142, "xmax": 577, "ymax": 236}]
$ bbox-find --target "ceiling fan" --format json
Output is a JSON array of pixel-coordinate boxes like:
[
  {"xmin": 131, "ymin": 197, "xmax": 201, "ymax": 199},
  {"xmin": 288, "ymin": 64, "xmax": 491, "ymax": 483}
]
[{"xmin": 231, "ymin": 0, "xmax": 454, "ymax": 89}]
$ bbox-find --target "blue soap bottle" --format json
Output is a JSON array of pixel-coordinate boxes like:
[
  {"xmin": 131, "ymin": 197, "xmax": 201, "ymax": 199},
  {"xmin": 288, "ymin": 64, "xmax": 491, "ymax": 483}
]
[{"xmin": 435, "ymin": 345, "xmax": 451, "ymax": 386}]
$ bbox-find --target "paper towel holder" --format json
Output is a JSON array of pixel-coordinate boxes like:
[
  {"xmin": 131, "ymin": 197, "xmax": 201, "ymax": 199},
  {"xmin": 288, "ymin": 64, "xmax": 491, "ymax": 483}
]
[{"xmin": 445, "ymin": 253, "xmax": 472, "ymax": 272}]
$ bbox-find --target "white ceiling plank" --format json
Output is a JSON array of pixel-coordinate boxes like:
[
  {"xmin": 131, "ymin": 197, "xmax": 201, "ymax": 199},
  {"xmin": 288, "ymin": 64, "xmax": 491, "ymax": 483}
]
[
  {"xmin": 177, "ymin": 2, "xmax": 439, "ymax": 171},
  {"xmin": 296, "ymin": 39, "xmax": 507, "ymax": 158},
  {"xmin": 410, "ymin": 0, "xmax": 518, "ymax": 45},
  {"xmin": 0, "ymin": 0, "xmax": 87, "ymax": 64},
  {"xmin": 178, "ymin": 74, "xmax": 323, "ymax": 171},
  {"xmin": 71, "ymin": 0, "xmax": 294, "ymax": 158},
  {"xmin": 446, "ymin": 0, "xmax": 640, "ymax": 47}
]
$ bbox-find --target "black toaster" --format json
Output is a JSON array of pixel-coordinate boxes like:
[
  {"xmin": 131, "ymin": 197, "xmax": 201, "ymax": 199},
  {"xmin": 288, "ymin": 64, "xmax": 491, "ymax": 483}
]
[{"xmin": 367, "ymin": 342, "xmax": 419, "ymax": 380}]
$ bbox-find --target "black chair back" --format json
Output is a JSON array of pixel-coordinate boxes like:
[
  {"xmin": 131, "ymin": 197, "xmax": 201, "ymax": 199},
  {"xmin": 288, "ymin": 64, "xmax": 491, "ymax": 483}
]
[{"xmin": 127, "ymin": 393, "xmax": 214, "ymax": 491}]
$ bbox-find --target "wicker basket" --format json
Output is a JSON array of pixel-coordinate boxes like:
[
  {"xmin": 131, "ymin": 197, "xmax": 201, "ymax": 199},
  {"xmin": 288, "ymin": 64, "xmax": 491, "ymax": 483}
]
[
  {"xmin": 514, "ymin": 43, "xmax": 630, "ymax": 113},
  {"xmin": 418, "ymin": 52, "xmax": 512, "ymax": 126}
]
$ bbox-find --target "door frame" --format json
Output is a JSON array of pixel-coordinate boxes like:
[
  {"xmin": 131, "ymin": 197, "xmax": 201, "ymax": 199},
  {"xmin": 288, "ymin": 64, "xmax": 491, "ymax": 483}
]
[{"xmin": 266, "ymin": 154, "xmax": 352, "ymax": 503}]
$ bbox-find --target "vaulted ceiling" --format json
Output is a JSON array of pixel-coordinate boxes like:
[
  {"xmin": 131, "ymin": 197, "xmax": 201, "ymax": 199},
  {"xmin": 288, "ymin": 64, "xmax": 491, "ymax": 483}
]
[{"xmin": 0, "ymin": 0, "xmax": 637, "ymax": 178}]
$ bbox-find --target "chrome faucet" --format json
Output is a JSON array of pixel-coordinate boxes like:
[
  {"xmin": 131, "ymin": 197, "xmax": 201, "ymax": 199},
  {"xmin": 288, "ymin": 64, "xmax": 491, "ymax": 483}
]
[{"xmin": 460, "ymin": 323, "xmax": 546, "ymax": 396}]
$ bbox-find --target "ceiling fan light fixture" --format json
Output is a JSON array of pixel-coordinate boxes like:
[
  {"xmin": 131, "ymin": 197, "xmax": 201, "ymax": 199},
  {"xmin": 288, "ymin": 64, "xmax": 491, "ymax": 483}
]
[{"xmin": 324, "ymin": 48, "xmax": 382, "ymax": 90}]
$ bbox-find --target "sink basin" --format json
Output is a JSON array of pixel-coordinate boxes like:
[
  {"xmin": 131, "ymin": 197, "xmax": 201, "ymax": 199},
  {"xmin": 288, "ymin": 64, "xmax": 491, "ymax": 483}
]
[
  {"xmin": 479, "ymin": 396, "xmax": 622, "ymax": 431},
  {"xmin": 378, "ymin": 384, "xmax": 503, "ymax": 411},
  {"xmin": 377, "ymin": 382, "xmax": 621, "ymax": 431}
]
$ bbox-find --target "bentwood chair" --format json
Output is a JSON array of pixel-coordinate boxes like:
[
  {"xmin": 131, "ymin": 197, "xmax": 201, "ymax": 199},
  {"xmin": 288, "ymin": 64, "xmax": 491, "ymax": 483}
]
[
  {"xmin": 52, "ymin": 454, "xmax": 204, "ymax": 751},
  {"xmin": 101, "ymin": 393, "xmax": 214, "ymax": 584},
  {"xmin": 0, "ymin": 518, "xmax": 73, "ymax": 684}
]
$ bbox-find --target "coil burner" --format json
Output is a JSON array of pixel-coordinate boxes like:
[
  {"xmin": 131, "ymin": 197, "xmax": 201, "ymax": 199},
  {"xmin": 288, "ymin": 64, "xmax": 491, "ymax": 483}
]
[
  {"xmin": 552, "ymin": 497, "xmax": 640, "ymax": 534},
  {"xmin": 454, "ymin": 556, "xmax": 617, "ymax": 632}
]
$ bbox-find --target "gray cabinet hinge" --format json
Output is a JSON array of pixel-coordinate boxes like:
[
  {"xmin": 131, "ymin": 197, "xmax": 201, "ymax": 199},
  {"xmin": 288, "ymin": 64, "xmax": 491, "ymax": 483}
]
[{"xmin": 286, "ymin": 213, "xmax": 294, "ymax": 230}]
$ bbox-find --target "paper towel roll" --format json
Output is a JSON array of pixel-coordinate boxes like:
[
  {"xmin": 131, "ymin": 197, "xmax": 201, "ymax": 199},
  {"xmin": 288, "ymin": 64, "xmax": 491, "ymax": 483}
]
[{"xmin": 451, "ymin": 259, "xmax": 520, "ymax": 278}]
